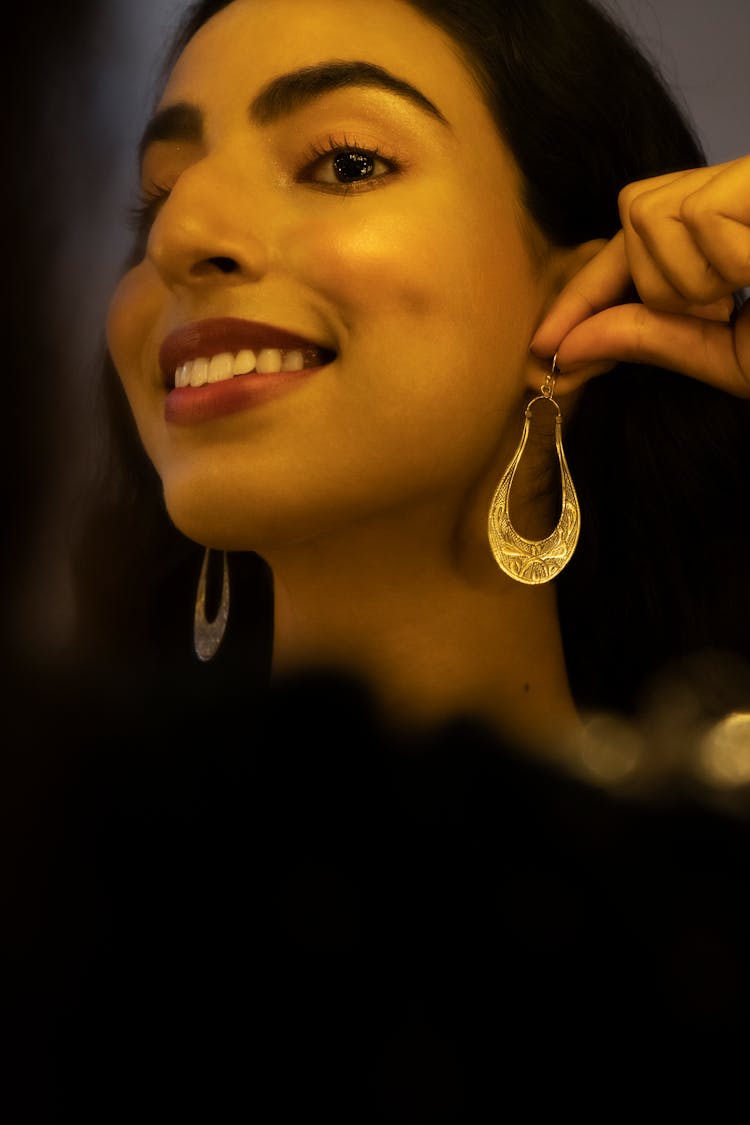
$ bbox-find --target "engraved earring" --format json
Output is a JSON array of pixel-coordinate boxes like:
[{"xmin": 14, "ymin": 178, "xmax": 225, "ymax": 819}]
[
  {"xmin": 193, "ymin": 548, "xmax": 230, "ymax": 661},
  {"xmin": 487, "ymin": 354, "xmax": 580, "ymax": 585}
]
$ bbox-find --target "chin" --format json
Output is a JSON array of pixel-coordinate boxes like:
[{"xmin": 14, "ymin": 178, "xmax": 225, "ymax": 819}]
[
  {"xmin": 164, "ymin": 502, "xmax": 260, "ymax": 553},
  {"xmin": 161, "ymin": 478, "xmax": 244, "ymax": 550},
  {"xmin": 161, "ymin": 481, "xmax": 317, "ymax": 554}
]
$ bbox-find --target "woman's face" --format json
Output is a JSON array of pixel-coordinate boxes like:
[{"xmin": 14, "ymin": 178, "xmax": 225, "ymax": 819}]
[{"xmin": 107, "ymin": 0, "xmax": 557, "ymax": 551}]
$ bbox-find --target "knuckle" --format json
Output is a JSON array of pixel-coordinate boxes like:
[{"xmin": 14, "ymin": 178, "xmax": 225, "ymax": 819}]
[
  {"xmin": 617, "ymin": 181, "xmax": 642, "ymax": 222},
  {"xmin": 632, "ymin": 302, "xmax": 649, "ymax": 332},
  {"xmin": 626, "ymin": 191, "xmax": 658, "ymax": 235},
  {"xmin": 635, "ymin": 285, "xmax": 680, "ymax": 314},
  {"xmin": 719, "ymin": 246, "xmax": 750, "ymax": 289},
  {"xmin": 617, "ymin": 182, "xmax": 636, "ymax": 209},
  {"xmin": 680, "ymin": 271, "xmax": 718, "ymax": 304},
  {"xmin": 679, "ymin": 192, "xmax": 706, "ymax": 229}
]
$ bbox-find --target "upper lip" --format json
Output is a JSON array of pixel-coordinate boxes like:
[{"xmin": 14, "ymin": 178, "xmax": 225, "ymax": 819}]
[{"xmin": 159, "ymin": 317, "xmax": 336, "ymax": 380}]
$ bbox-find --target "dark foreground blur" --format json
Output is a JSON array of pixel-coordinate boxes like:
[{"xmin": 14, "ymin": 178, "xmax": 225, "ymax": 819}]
[{"xmin": 4, "ymin": 657, "xmax": 750, "ymax": 1123}]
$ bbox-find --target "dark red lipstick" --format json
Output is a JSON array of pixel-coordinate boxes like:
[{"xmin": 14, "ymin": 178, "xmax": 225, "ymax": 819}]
[
  {"xmin": 159, "ymin": 317, "xmax": 335, "ymax": 382},
  {"xmin": 159, "ymin": 317, "xmax": 336, "ymax": 425}
]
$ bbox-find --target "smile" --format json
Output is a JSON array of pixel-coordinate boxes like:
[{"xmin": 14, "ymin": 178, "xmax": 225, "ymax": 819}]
[
  {"xmin": 174, "ymin": 346, "xmax": 331, "ymax": 388},
  {"xmin": 160, "ymin": 316, "xmax": 338, "ymax": 388},
  {"xmin": 160, "ymin": 317, "xmax": 338, "ymax": 425}
]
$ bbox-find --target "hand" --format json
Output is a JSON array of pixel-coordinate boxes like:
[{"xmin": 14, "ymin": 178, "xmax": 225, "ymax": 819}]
[{"xmin": 530, "ymin": 155, "xmax": 750, "ymax": 397}]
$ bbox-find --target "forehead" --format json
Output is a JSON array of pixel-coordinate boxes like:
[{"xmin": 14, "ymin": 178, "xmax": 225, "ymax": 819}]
[{"xmin": 162, "ymin": 0, "xmax": 492, "ymax": 137}]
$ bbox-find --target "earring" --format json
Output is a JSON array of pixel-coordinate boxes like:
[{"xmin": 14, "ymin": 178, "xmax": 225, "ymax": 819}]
[
  {"xmin": 487, "ymin": 355, "xmax": 580, "ymax": 585},
  {"xmin": 193, "ymin": 548, "xmax": 230, "ymax": 661}
]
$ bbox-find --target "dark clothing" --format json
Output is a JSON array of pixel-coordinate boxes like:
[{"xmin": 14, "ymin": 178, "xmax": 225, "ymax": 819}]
[{"xmin": 5, "ymin": 662, "xmax": 750, "ymax": 1122}]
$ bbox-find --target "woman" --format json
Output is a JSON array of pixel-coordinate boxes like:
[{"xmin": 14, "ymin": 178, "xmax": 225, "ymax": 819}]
[
  {"xmin": 75, "ymin": 0, "xmax": 750, "ymax": 771},
  {"xmin": 13, "ymin": 2, "xmax": 750, "ymax": 1120}
]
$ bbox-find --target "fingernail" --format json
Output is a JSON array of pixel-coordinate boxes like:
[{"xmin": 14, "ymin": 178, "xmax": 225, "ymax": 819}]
[{"xmin": 691, "ymin": 298, "xmax": 736, "ymax": 322}]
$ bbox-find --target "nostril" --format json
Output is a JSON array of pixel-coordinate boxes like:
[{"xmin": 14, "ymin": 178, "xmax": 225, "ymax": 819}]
[{"xmin": 207, "ymin": 256, "xmax": 239, "ymax": 274}]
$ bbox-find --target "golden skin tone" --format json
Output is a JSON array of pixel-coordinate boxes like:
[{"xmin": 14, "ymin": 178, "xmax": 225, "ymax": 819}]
[{"xmin": 107, "ymin": 0, "xmax": 608, "ymax": 753}]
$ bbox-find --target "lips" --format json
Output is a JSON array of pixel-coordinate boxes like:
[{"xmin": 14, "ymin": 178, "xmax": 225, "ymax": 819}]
[
  {"xmin": 159, "ymin": 316, "xmax": 337, "ymax": 387},
  {"xmin": 159, "ymin": 316, "xmax": 337, "ymax": 425}
]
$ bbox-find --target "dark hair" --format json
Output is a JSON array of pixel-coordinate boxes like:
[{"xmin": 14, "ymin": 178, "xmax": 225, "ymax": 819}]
[{"xmin": 72, "ymin": 0, "xmax": 750, "ymax": 722}]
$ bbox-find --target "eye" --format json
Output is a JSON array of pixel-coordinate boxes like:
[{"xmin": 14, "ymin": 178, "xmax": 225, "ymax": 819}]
[
  {"xmin": 128, "ymin": 183, "xmax": 172, "ymax": 243},
  {"xmin": 314, "ymin": 148, "xmax": 392, "ymax": 185},
  {"xmin": 299, "ymin": 138, "xmax": 399, "ymax": 192}
]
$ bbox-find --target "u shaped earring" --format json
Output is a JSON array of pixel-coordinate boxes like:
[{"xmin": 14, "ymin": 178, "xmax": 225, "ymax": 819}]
[
  {"xmin": 487, "ymin": 354, "xmax": 580, "ymax": 585},
  {"xmin": 193, "ymin": 548, "xmax": 230, "ymax": 661}
]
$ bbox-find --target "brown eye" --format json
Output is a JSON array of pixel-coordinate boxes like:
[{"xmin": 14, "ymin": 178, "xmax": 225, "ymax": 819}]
[
  {"xmin": 331, "ymin": 151, "xmax": 376, "ymax": 182},
  {"xmin": 304, "ymin": 145, "xmax": 395, "ymax": 188}
]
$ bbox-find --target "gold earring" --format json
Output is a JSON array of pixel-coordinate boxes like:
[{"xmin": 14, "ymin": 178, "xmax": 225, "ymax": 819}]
[
  {"xmin": 193, "ymin": 548, "xmax": 230, "ymax": 661},
  {"xmin": 487, "ymin": 355, "xmax": 580, "ymax": 585}
]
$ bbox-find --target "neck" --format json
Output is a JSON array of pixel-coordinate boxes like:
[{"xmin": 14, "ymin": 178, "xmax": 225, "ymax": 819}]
[{"xmin": 266, "ymin": 520, "xmax": 583, "ymax": 757}]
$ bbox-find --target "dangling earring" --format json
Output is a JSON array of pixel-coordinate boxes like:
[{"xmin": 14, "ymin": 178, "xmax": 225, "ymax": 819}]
[
  {"xmin": 193, "ymin": 548, "xmax": 230, "ymax": 661},
  {"xmin": 487, "ymin": 354, "xmax": 580, "ymax": 585}
]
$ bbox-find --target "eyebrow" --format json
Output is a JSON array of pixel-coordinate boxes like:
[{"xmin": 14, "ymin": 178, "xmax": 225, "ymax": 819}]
[
  {"xmin": 249, "ymin": 60, "xmax": 450, "ymax": 127},
  {"xmin": 138, "ymin": 102, "xmax": 202, "ymax": 167},
  {"xmin": 138, "ymin": 60, "xmax": 449, "ymax": 166}
]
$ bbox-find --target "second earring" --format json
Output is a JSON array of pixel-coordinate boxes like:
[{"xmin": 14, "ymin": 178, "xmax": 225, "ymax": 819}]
[{"xmin": 193, "ymin": 547, "xmax": 230, "ymax": 662}]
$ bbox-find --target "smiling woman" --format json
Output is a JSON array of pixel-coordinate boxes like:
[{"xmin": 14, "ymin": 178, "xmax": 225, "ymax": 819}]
[
  {"xmin": 104, "ymin": 0, "xmax": 603, "ymax": 753},
  {"xmin": 81, "ymin": 0, "xmax": 750, "ymax": 763},
  {"xmin": 16, "ymin": 0, "xmax": 750, "ymax": 1119}
]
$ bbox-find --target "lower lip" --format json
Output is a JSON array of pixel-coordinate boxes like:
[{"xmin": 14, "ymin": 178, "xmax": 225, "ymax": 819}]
[{"xmin": 164, "ymin": 366, "xmax": 326, "ymax": 425}]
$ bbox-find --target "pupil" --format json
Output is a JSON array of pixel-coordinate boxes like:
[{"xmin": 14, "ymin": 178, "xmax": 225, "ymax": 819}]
[{"xmin": 333, "ymin": 151, "xmax": 374, "ymax": 182}]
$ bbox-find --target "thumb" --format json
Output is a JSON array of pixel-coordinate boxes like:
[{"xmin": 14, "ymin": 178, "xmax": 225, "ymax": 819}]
[{"xmin": 552, "ymin": 301, "xmax": 750, "ymax": 398}]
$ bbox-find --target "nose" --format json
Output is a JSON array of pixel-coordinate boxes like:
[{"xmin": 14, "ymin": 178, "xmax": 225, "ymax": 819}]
[{"xmin": 147, "ymin": 156, "xmax": 270, "ymax": 289}]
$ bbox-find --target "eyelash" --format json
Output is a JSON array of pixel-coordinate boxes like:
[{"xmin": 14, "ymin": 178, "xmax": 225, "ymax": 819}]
[
  {"xmin": 297, "ymin": 135, "xmax": 401, "ymax": 193},
  {"xmin": 129, "ymin": 136, "xmax": 400, "ymax": 243},
  {"xmin": 128, "ymin": 183, "xmax": 171, "ymax": 241}
]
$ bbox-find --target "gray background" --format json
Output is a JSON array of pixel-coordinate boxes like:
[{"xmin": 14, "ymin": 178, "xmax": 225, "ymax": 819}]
[{"xmin": 26, "ymin": 0, "xmax": 750, "ymax": 651}]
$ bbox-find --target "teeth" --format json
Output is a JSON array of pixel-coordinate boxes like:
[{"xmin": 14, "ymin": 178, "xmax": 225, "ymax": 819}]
[
  {"xmin": 256, "ymin": 348, "xmax": 282, "ymax": 374},
  {"xmin": 207, "ymin": 353, "xmax": 234, "ymax": 383},
  {"xmin": 281, "ymin": 349, "xmax": 304, "ymax": 372},
  {"xmin": 233, "ymin": 349, "xmax": 256, "ymax": 375},
  {"xmin": 173, "ymin": 347, "xmax": 328, "ymax": 388},
  {"xmin": 189, "ymin": 357, "xmax": 209, "ymax": 387}
]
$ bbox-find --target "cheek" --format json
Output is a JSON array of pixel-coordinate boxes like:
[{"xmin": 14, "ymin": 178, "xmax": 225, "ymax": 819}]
[
  {"xmin": 287, "ymin": 193, "xmax": 540, "ymax": 349},
  {"xmin": 105, "ymin": 265, "xmax": 166, "ymax": 464},
  {"xmin": 278, "ymin": 204, "xmax": 540, "ymax": 498},
  {"xmin": 106, "ymin": 265, "xmax": 160, "ymax": 391},
  {"xmin": 289, "ymin": 213, "xmax": 437, "ymax": 322}
]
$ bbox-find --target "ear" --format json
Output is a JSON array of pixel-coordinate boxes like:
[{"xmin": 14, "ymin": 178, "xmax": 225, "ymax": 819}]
[
  {"xmin": 525, "ymin": 237, "xmax": 615, "ymax": 394},
  {"xmin": 548, "ymin": 236, "xmax": 609, "ymax": 292}
]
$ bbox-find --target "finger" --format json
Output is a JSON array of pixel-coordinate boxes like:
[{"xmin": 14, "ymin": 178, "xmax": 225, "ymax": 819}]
[
  {"xmin": 622, "ymin": 215, "xmax": 737, "ymax": 313},
  {"xmin": 553, "ymin": 301, "xmax": 750, "ymax": 398},
  {"xmin": 680, "ymin": 156, "xmax": 750, "ymax": 291},
  {"xmin": 681, "ymin": 300, "xmax": 739, "ymax": 322},
  {"xmin": 623, "ymin": 176, "xmax": 724, "ymax": 305},
  {"xmin": 530, "ymin": 232, "xmax": 631, "ymax": 356},
  {"xmin": 617, "ymin": 161, "xmax": 737, "ymax": 200},
  {"xmin": 531, "ymin": 158, "xmax": 749, "ymax": 358},
  {"xmin": 621, "ymin": 158, "xmax": 750, "ymax": 303}
]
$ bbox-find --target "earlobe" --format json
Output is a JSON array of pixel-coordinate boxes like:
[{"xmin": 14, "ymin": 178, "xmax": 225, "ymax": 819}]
[{"xmin": 524, "ymin": 351, "xmax": 616, "ymax": 396}]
